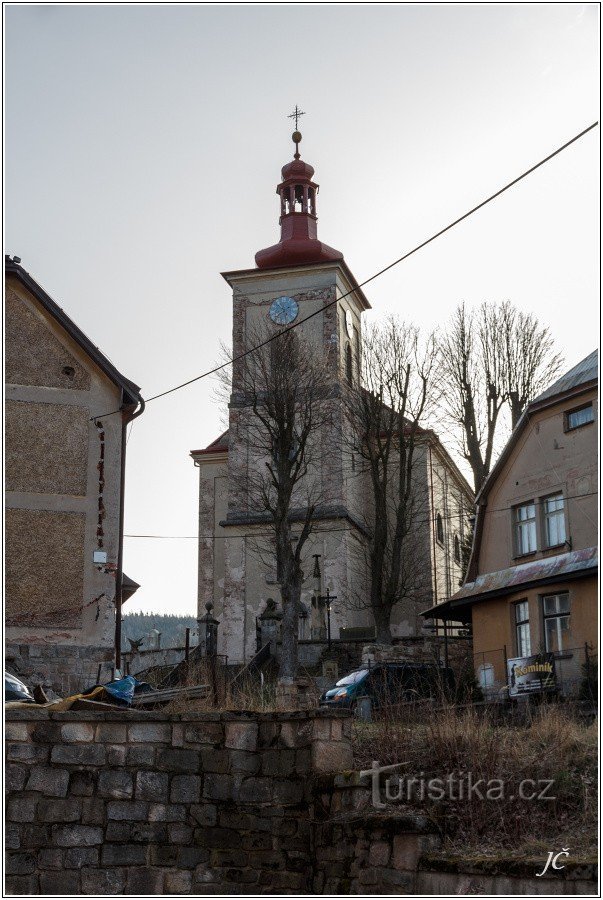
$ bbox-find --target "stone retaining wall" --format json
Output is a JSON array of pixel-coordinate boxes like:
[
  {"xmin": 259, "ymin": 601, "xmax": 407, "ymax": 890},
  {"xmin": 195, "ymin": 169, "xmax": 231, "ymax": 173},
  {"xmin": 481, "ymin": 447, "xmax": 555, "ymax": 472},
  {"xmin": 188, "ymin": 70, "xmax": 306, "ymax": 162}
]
[
  {"xmin": 5, "ymin": 707, "xmax": 596, "ymax": 895},
  {"xmin": 312, "ymin": 813, "xmax": 596, "ymax": 895},
  {"xmin": 311, "ymin": 770, "xmax": 596, "ymax": 895},
  {"xmin": 6, "ymin": 643, "xmax": 113, "ymax": 697},
  {"xmin": 5, "ymin": 707, "xmax": 352, "ymax": 895}
]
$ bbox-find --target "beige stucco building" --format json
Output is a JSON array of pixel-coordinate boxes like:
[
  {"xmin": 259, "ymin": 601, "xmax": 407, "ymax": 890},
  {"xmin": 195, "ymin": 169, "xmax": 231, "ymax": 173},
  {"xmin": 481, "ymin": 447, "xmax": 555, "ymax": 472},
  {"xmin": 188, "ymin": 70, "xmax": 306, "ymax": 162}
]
[
  {"xmin": 191, "ymin": 141, "xmax": 473, "ymax": 666},
  {"xmin": 5, "ymin": 255, "xmax": 144, "ymax": 694},
  {"xmin": 424, "ymin": 351, "xmax": 598, "ymax": 696}
]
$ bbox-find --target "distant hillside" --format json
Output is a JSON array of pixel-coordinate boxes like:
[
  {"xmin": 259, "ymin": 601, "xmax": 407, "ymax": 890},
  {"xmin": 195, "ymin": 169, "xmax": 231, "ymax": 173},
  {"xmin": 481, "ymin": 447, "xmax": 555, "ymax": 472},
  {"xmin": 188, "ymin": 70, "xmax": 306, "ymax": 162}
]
[{"xmin": 121, "ymin": 612, "xmax": 197, "ymax": 651}]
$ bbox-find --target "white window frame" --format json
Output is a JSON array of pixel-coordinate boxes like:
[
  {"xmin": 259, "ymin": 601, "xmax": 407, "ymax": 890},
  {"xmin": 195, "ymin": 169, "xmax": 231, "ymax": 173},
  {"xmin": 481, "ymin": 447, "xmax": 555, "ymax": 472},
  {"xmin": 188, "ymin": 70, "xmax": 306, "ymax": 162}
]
[
  {"xmin": 542, "ymin": 493, "xmax": 566, "ymax": 548},
  {"xmin": 515, "ymin": 600, "xmax": 531, "ymax": 656},
  {"xmin": 514, "ymin": 501, "xmax": 537, "ymax": 556},
  {"xmin": 542, "ymin": 592, "xmax": 571, "ymax": 653}
]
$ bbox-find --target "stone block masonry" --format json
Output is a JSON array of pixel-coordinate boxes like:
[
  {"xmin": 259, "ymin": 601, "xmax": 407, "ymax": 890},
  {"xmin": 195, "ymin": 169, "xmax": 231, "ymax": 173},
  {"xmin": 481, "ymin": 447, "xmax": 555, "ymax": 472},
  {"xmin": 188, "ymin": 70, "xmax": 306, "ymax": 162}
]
[
  {"xmin": 6, "ymin": 643, "xmax": 113, "ymax": 697},
  {"xmin": 5, "ymin": 707, "xmax": 353, "ymax": 895},
  {"xmin": 5, "ymin": 707, "xmax": 596, "ymax": 895}
]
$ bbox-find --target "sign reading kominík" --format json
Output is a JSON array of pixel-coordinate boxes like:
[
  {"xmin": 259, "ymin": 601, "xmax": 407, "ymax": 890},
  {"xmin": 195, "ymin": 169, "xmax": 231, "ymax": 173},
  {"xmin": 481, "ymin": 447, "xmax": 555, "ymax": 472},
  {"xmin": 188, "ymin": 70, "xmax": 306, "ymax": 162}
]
[{"xmin": 507, "ymin": 653, "xmax": 556, "ymax": 697}]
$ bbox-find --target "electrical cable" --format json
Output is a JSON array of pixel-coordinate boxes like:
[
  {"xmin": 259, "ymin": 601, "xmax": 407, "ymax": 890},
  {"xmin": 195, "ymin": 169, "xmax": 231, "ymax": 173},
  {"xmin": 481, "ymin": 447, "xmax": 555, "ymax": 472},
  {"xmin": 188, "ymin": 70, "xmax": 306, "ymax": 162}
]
[
  {"xmin": 91, "ymin": 121, "xmax": 598, "ymax": 421},
  {"xmin": 123, "ymin": 489, "xmax": 596, "ymax": 539}
]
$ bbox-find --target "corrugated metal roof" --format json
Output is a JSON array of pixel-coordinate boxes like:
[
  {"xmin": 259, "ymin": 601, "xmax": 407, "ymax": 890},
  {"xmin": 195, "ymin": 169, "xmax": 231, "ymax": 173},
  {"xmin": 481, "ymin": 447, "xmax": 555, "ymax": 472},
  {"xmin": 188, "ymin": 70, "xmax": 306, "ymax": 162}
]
[{"xmin": 534, "ymin": 350, "xmax": 598, "ymax": 403}]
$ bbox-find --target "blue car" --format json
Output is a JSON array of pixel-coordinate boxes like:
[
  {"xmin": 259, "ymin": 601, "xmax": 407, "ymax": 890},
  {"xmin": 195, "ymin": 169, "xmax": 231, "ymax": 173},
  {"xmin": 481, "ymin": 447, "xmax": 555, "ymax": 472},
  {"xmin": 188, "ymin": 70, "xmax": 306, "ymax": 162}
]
[{"xmin": 320, "ymin": 663, "xmax": 454, "ymax": 711}]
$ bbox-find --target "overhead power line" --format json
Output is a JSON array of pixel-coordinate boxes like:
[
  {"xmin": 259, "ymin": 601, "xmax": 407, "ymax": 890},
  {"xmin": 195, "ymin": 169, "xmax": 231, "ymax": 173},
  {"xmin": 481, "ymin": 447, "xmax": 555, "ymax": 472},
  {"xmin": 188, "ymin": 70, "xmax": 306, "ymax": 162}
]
[
  {"xmin": 92, "ymin": 121, "xmax": 598, "ymax": 421},
  {"xmin": 123, "ymin": 490, "xmax": 597, "ymax": 540}
]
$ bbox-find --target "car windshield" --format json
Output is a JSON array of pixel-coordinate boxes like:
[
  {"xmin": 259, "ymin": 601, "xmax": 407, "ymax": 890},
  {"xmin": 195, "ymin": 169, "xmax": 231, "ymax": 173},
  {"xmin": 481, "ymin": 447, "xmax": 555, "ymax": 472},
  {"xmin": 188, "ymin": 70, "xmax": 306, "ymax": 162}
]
[{"xmin": 335, "ymin": 670, "xmax": 368, "ymax": 687}]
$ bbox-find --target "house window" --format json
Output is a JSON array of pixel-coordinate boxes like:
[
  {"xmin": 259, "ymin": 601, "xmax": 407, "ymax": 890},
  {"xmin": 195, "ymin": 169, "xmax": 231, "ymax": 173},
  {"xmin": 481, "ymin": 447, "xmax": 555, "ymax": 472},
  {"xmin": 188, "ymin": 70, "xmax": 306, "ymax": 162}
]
[
  {"xmin": 515, "ymin": 600, "xmax": 531, "ymax": 656},
  {"xmin": 436, "ymin": 513, "xmax": 444, "ymax": 545},
  {"xmin": 453, "ymin": 534, "xmax": 461, "ymax": 564},
  {"xmin": 514, "ymin": 501, "xmax": 536, "ymax": 556},
  {"xmin": 542, "ymin": 493, "xmax": 566, "ymax": 548},
  {"xmin": 542, "ymin": 593, "xmax": 571, "ymax": 653},
  {"xmin": 565, "ymin": 403, "xmax": 594, "ymax": 431}
]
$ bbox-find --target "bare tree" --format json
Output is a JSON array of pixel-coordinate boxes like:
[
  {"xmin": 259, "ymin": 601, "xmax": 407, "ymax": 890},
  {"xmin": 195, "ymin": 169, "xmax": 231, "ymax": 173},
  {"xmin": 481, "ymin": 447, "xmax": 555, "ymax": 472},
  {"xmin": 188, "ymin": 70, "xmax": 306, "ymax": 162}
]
[
  {"xmin": 439, "ymin": 302, "xmax": 563, "ymax": 493},
  {"xmin": 221, "ymin": 327, "xmax": 334, "ymax": 681},
  {"xmin": 498, "ymin": 301, "xmax": 564, "ymax": 429},
  {"xmin": 345, "ymin": 316, "xmax": 439, "ymax": 644}
]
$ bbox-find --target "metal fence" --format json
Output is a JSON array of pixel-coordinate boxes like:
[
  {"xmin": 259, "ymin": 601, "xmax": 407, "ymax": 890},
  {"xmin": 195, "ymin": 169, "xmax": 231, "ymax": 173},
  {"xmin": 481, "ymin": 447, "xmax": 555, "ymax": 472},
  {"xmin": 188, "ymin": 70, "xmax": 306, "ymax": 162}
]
[{"xmin": 473, "ymin": 644, "xmax": 595, "ymax": 702}]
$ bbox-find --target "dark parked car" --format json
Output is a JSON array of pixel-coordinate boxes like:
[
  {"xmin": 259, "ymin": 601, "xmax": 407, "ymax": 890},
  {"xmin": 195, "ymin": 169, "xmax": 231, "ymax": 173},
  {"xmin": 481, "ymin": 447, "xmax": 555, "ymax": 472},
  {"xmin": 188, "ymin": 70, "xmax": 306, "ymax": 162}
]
[
  {"xmin": 5, "ymin": 671, "xmax": 35, "ymax": 704},
  {"xmin": 320, "ymin": 662, "xmax": 454, "ymax": 711}
]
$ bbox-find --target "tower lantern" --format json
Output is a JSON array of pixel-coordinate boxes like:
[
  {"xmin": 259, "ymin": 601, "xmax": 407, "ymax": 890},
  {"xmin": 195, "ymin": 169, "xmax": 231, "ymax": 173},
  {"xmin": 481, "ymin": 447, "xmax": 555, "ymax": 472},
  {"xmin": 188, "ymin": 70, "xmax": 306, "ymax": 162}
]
[{"xmin": 255, "ymin": 113, "xmax": 343, "ymax": 269}]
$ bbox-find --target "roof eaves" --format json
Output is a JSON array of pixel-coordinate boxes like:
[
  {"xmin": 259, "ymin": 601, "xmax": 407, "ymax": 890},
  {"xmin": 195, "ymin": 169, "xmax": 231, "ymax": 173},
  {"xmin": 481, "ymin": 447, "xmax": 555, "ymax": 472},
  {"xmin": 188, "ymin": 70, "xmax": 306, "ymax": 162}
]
[
  {"xmin": 220, "ymin": 258, "xmax": 371, "ymax": 310},
  {"xmin": 5, "ymin": 257, "xmax": 143, "ymax": 408},
  {"xmin": 475, "ymin": 371, "xmax": 598, "ymax": 507}
]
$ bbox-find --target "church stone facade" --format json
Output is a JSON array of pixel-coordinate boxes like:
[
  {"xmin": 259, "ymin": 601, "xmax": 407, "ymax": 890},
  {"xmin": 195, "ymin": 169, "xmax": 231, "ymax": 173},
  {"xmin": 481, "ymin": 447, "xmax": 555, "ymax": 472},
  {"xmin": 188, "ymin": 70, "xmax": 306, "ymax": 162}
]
[{"xmin": 191, "ymin": 135, "xmax": 473, "ymax": 665}]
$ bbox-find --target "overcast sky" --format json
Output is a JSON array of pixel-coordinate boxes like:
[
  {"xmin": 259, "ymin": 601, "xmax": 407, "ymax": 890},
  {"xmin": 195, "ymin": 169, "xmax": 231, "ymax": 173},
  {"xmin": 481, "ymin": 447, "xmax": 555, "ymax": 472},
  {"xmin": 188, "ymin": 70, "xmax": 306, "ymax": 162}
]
[{"xmin": 5, "ymin": 4, "xmax": 599, "ymax": 617}]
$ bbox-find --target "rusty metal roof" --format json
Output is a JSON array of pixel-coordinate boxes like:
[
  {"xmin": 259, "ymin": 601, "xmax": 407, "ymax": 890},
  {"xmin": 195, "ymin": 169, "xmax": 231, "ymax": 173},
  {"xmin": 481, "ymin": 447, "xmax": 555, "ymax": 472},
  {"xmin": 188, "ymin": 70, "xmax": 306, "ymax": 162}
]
[
  {"xmin": 453, "ymin": 547, "xmax": 597, "ymax": 600},
  {"xmin": 423, "ymin": 547, "xmax": 597, "ymax": 619}
]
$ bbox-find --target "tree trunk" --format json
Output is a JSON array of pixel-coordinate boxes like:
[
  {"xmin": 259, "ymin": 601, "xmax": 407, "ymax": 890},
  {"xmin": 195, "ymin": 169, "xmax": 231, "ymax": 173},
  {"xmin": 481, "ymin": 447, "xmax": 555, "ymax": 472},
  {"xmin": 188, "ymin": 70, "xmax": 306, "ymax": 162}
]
[
  {"xmin": 373, "ymin": 604, "xmax": 393, "ymax": 645},
  {"xmin": 509, "ymin": 390, "xmax": 523, "ymax": 430},
  {"xmin": 279, "ymin": 573, "xmax": 301, "ymax": 680}
]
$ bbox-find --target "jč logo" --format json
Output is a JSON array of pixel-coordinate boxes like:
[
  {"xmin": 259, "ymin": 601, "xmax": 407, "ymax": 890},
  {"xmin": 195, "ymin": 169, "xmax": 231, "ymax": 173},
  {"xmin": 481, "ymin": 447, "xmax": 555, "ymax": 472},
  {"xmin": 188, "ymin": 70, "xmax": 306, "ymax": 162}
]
[{"xmin": 536, "ymin": 848, "xmax": 570, "ymax": 878}]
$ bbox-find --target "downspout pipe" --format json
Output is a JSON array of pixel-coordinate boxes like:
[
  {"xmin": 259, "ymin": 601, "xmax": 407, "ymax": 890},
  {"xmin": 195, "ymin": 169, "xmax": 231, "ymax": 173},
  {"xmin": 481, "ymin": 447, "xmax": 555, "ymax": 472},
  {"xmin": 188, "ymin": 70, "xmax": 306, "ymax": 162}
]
[
  {"xmin": 428, "ymin": 443, "xmax": 438, "ymax": 607},
  {"xmin": 115, "ymin": 392, "xmax": 145, "ymax": 671}
]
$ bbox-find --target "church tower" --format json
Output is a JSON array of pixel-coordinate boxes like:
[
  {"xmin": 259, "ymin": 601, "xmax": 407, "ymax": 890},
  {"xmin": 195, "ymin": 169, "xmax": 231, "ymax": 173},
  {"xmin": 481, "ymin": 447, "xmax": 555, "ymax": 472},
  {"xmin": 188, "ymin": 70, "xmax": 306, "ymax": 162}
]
[{"xmin": 193, "ymin": 123, "xmax": 372, "ymax": 665}]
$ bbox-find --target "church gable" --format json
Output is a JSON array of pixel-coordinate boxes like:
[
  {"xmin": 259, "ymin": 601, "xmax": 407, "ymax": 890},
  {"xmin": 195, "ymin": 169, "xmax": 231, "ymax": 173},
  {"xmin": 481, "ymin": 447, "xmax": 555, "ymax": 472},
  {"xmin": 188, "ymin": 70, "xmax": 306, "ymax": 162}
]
[{"xmin": 5, "ymin": 284, "xmax": 91, "ymax": 390}]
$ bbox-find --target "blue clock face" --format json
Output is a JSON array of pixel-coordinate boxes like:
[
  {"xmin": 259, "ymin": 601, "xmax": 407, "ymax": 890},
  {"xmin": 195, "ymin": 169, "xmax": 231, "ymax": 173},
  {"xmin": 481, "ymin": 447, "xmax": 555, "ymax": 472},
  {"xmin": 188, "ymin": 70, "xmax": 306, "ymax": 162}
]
[{"xmin": 269, "ymin": 296, "xmax": 299, "ymax": 326}]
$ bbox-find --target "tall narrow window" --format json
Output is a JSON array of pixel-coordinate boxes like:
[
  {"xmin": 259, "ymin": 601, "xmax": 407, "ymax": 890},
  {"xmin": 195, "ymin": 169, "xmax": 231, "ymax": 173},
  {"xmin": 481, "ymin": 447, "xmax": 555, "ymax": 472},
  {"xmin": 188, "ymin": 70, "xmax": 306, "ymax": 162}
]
[
  {"xmin": 353, "ymin": 325, "xmax": 361, "ymax": 375},
  {"xmin": 345, "ymin": 343, "xmax": 353, "ymax": 384},
  {"xmin": 453, "ymin": 534, "xmax": 461, "ymax": 564},
  {"xmin": 436, "ymin": 513, "xmax": 444, "ymax": 546},
  {"xmin": 542, "ymin": 593, "xmax": 571, "ymax": 652},
  {"xmin": 514, "ymin": 501, "xmax": 536, "ymax": 555},
  {"xmin": 515, "ymin": 600, "xmax": 531, "ymax": 656},
  {"xmin": 542, "ymin": 494, "xmax": 566, "ymax": 548}
]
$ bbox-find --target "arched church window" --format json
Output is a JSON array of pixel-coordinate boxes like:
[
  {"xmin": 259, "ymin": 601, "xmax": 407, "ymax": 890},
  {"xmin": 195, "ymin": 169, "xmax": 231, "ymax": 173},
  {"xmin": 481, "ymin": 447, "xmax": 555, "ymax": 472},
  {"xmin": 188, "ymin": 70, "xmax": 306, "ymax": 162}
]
[
  {"xmin": 436, "ymin": 512, "xmax": 444, "ymax": 546},
  {"xmin": 345, "ymin": 343, "xmax": 353, "ymax": 384},
  {"xmin": 454, "ymin": 534, "xmax": 461, "ymax": 564},
  {"xmin": 353, "ymin": 325, "xmax": 361, "ymax": 374}
]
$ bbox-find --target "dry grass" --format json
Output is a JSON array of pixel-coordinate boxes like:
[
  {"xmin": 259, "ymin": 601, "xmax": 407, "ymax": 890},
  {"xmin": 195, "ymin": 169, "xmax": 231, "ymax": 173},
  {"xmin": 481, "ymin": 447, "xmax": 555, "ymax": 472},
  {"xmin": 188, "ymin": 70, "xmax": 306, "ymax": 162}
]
[
  {"xmin": 352, "ymin": 703, "xmax": 597, "ymax": 858},
  {"xmin": 162, "ymin": 666, "xmax": 323, "ymax": 714}
]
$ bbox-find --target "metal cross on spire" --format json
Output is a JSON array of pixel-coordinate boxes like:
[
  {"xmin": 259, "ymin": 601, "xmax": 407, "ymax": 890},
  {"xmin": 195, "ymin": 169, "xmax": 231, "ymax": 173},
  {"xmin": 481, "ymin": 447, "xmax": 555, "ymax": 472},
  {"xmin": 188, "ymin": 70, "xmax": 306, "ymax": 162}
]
[{"xmin": 287, "ymin": 105, "xmax": 305, "ymax": 131}]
